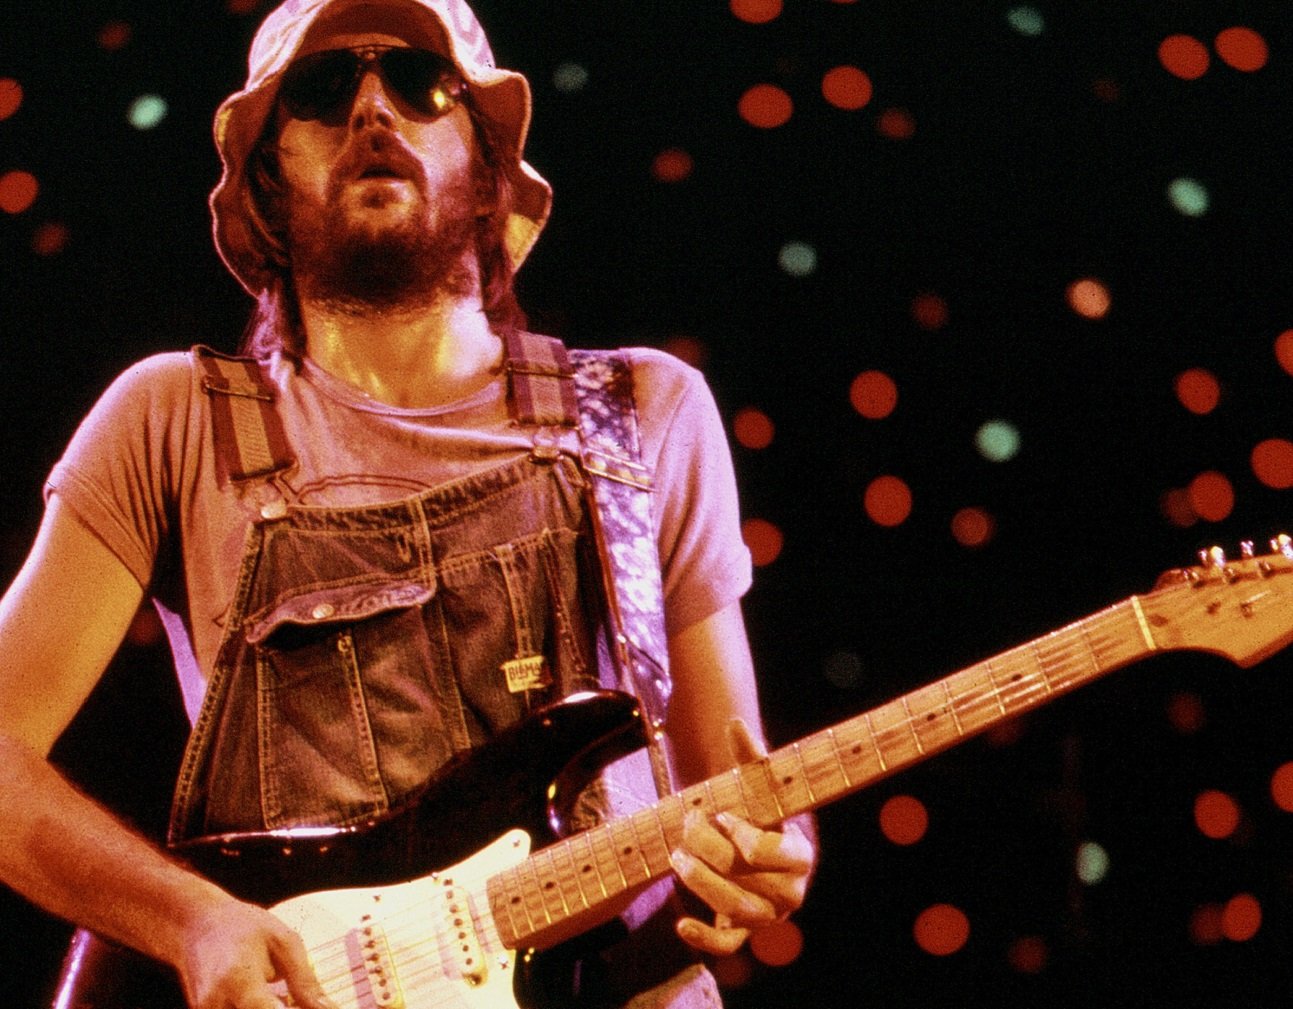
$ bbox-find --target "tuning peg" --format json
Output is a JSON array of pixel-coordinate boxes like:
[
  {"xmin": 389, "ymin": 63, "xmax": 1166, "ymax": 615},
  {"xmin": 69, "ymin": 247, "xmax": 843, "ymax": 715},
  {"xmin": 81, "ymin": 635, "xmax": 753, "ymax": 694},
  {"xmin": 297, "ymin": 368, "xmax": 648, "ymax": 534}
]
[
  {"xmin": 1241, "ymin": 540, "xmax": 1255, "ymax": 558},
  {"xmin": 1271, "ymin": 534, "xmax": 1293, "ymax": 560},
  {"xmin": 1199, "ymin": 546, "xmax": 1226, "ymax": 569}
]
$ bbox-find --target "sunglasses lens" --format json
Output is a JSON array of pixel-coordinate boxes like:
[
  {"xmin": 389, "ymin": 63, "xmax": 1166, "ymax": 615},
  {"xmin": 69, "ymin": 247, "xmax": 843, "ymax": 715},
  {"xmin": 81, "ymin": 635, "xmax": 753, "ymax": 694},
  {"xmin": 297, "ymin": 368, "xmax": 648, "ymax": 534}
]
[
  {"xmin": 280, "ymin": 51, "xmax": 361, "ymax": 120},
  {"xmin": 279, "ymin": 48, "xmax": 463, "ymax": 122},
  {"xmin": 380, "ymin": 50, "xmax": 462, "ymax": 116}
]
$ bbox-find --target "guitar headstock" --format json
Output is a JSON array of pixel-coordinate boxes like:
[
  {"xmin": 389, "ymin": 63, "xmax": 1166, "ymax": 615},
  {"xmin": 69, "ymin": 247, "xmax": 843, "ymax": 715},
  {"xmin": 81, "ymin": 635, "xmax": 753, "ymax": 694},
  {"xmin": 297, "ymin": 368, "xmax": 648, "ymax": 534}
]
[{"xmin": 1140, "ymin": 536, "xmax": 1293, "ymax": 667}]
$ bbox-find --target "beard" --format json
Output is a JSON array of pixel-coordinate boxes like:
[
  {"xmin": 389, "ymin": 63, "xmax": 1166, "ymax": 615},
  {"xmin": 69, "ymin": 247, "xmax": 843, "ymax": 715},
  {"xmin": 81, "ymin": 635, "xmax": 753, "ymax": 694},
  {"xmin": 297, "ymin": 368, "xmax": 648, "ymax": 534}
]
[{"xmin": 285, "ymin": 151, "xmax": 479, "ymax": 314}]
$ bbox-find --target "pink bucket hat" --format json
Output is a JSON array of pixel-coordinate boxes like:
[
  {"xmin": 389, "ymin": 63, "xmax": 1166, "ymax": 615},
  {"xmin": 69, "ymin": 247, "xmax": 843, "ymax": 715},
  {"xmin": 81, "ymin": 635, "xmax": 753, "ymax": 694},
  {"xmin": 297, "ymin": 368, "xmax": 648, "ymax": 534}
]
[{"xmin": 209, "ymin": 0, "xmax": 553, "ymax": 296}]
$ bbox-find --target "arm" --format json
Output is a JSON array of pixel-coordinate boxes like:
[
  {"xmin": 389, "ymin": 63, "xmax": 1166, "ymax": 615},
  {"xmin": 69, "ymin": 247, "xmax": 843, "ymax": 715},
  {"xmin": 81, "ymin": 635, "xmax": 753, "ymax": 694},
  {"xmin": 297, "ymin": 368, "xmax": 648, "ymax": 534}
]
[
  {"xmin": 0, "ymin": 496, "xmax": 335, "ymax": 1009},
  {"xmin": 664, "ymin": 601, "xmax": 818, "ymax": 956}
]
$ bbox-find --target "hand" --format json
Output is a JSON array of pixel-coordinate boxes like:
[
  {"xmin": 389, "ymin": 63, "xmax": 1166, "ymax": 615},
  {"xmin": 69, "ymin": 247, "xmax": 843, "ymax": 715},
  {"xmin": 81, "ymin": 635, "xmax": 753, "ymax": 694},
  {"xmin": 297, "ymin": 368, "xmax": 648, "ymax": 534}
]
[
  {"xmin": 669, "ymin": 719, "xmax": 816, "ymax": 956},
  {"xmin": 176, "ymin": 899, "xmax": 339, "ymax": 1009}
]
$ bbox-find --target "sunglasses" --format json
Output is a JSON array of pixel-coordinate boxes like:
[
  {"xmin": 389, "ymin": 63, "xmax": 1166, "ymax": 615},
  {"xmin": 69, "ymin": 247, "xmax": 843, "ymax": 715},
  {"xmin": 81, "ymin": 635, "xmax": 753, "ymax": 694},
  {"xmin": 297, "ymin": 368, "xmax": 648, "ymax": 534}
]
[{"xmin": 278, "ymin": 45, "xmax": 466, "ymax": 122}]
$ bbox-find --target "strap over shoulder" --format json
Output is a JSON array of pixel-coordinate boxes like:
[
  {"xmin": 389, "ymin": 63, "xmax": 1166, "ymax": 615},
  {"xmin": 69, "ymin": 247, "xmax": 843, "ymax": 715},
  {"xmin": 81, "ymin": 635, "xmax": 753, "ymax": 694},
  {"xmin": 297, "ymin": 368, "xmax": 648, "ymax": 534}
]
[{"xmin": 191, "ymin": 345, "xmax": 295, "ymax": 485}]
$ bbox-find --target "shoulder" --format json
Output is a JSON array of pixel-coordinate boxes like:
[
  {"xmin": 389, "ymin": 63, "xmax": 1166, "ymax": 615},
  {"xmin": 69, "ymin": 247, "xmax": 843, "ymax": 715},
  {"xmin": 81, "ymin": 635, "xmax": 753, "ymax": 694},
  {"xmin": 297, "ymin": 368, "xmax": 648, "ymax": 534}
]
[{"xmin": 91, "ymin": 351, "xmax": 198, "ymax": 415}]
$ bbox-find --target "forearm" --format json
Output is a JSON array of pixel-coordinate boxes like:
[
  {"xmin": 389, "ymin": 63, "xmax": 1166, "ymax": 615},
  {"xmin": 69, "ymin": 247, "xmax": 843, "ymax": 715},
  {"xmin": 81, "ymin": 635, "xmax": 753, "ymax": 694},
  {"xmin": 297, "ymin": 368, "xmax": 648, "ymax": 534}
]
[{"xmin": 0, "ymin": 732, "xmax": 230, "ymax": 969}]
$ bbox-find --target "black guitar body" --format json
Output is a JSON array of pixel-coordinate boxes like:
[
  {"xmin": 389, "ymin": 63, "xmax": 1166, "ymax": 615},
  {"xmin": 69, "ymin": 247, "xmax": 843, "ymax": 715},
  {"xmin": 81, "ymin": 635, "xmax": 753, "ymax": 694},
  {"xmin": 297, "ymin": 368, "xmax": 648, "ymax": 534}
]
[{"xmin": 52, "ymin": 690, "xmax": 648, "ymax": 1009}]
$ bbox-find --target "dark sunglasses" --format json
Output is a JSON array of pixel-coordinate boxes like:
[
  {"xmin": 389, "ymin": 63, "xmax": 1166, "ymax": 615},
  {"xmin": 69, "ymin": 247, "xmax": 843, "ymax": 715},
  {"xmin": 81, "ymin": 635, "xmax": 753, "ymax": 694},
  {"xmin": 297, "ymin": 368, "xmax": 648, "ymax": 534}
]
[{"xmin": 278, "ymin": 45, "xmax": 466, "ymax": 122}]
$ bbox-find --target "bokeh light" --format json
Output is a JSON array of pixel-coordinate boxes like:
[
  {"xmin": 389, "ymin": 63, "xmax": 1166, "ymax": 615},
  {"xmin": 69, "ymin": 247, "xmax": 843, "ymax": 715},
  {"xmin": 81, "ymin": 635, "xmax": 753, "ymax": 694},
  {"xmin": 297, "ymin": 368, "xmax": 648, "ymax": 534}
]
[
  {"xmin": 1174, "ymin": 367, "xmax": 1220, "ymax": 414},
  {"xmin": 1221, "ymin": 894, "xmax": 1262, "ymax": 942},
  {"xmin": 1251, "ymin": 438, "xmax": 1293, "ymax": 489},
  {"xmin": 739, "ymin": 84, "xmax": 793, "ymax": 128},
  {"xmin": 98, "ymin": 20, "xmax": 133, "ymax": 51},
  {"xmin": 850, "ymin": 370, "xmax": 898, "ymax": 419},
  {"xmin": 1270, "ymin": 762, "xmax": 1293, "ymax": 812},
  {"xmin": 778, "ymin": 241, "xmax": 818, "ymax": 277},
  {"xmin": 1006, "ymin": 6, "xmax": 1045, "ymax": 37},
  {"xmin": 914, "ymin": 904, "xmax": 970, "ymax": 956},
  {"xmin": 911, "ymin": 291, "xmax": 949, "ymax": 330},
  {"xmin": 877, "ymin": 107, "xmax": 916, "ymax": 140},
  {"xmin": 733, "ymin": 407, "xmax": 775, "ymax": 450},
  {"xmin": 1168, "ymin": 177, "xmax": 1210, "ymax": 217},
  {"xmin": 1007, "ymin": 936, "xmax": 1049, "ymax": 974},
  {"xmin": 128, "ymin": 94, "xmax": 168, "ymax": 130},
  {"xmin": 1075, "ymin": 841, "xmax": 1110, "ymax": 885},
  {"xmin": 750, "ymin": 920, "xmax": 803, "ymax": 966},
  {"xmin": 951, "ymin": 507, "xmax": 995, "ymax": 548},
  {"xmin": 652, "ymin": 148, "xmax": 693, "ymax": 184},
  {"xmin": 879, "ymin": 795, "xmax": 929, "ymax": 845},
  {"xmin": 822, "ymin": 650, "xmax": 863, "ymax": 689},
  {"xmin": 0, "ymin": 170, "xmax": 39, "ymax": 214},
  {"xmin": 730, "ymin": 0, "xmax": 782, "ymax": 24},
  {"xmin": 1159, "ymin": 34, "xmax": 1210, "ymax": 80},
  {"xmin": 0, "ymin": 79, "xmax": 22, "ymax": 121},
  {"xmin": 742, "ymin": 518, "xmax": 784, "ymax": 566},
  {"xmin": 1275, "ymin": 329, "xmax": 1293, "ymax": 377},
  {"xmin": 1066, "ymin": 277, "xmax": 1111, "ymax": 319},
  {"xmin": 662, "ymin": 335, "xmax": 706, "ymax": 367},
  {"xmin": 1194, "ymin": 789, "xmax": 1240, "ymax": 840},
  {"xmin": 1166, "ymin": 690, "xmax": 1206, "ymax": 734},
  {"xmin": 1190, "ymin": 904, "xmax": 1225, "ymax": 945},
  {"xmin": 31, "ymin": 221, "xmax": 70, "ymax": 257},
  {"xmin": 864, "ymin": 475, "xmax": 913, "ymax": 527},
  {"xmin": 821, "ymin": 66, "xmax": 872, "ymax": 110},
  {"xmin": 1187, "ymin": 471, "xmax": 1234, "ymax": 523},
  {"xmin": 1159, "ymin": 487, "xmax": 1197, "ymax": 528},
  {"xmin": 553, "ymin": 62, "xmax": 590, "ymax": 93},
  {"xmin": 1214, "ymin": 27, "xmax": 1268, "ymax": 72},
  {"xmin": 975, "ymin": 420, "xmax": 1021, "ymax": 463}
]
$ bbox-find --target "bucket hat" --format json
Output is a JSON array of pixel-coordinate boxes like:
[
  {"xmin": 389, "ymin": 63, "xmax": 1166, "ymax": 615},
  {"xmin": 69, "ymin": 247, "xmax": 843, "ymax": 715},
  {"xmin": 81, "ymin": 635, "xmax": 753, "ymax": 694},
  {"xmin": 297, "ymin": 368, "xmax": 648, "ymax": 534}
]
[{"xmin": 209, "ymin": 0, "xmax": 552, "ymax": 296}]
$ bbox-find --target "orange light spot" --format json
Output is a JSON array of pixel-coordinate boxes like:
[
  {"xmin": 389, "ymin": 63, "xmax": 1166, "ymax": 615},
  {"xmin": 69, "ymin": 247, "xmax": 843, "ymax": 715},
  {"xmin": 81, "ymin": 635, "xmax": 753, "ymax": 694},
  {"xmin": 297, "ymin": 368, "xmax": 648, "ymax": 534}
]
[
  {"xmin": 822, "ymin": 66, "xmax": 873, "ymax": 110},
  {"xmin": 1007, "ymin": 935, "xmax": 1049, "ymax": 974},
  {"xmin": 1221, "ymin": 893, "xmax": 1261, "ymax": 942},
  {"xmin": 1174, "ymin": 368, "xmax": 1221, "ymax": 415},
  {"xmin": 1190, "ymin": 903, "xmax": 1225, "ymax": 945},
  {"xmin": 864, "ymin": 475, "xmax": 913, "ymax": 527},
  {"xmin": 1271, "ymin": 762, "xmax": 1293, "ymax": 812},
  {"xmin": 1159, "ymin": 487, "xmax": 1197, "ymax": 528},
  {"xmin": 733, "ymin": 407, "xmax": 775, "ymax": 450},
  {"xmin": 749, "ymin": 919, "xmax": 803, "ymax": 966},
  {"xmin": 1166, "ymin": 691, "xmax": 1206, "ymax": 734},
  {"xmin": 879, "ymin": 795, "xmax": 929, "ymax": 845},
  {"xmin": 738, "ymin": 84, "xmax": 793, "ymax": 129},
  {"xmin": 1159, "ymin": 34, "xmax": 1210, "ymax": 80},
  {"xmin": 951, "ymin": 507, "xmax": 995, "ymax": 548},
  {"xmin": 1194, "ymin": 789, "xmax": 1240, "ymax": 839},
  {"xmin": 31, "ymin": 221, "xmax": 70, "ymax": 257},
  {"xmin": 730, "ymin": 0, "xmax": 783, "ymax": 24},
  {"xmin": 742, "ymin": 518, "xmax": 784, "ymax": 567},
  {"xmin": 1275, "ymin": 330, "xmax": 1293, "ymax": 376},
  {"xmin": 0, "ymin": 170, "xmax": 39, "ymax": 214},
  {"xmin": 1215, "ymin": 27, "xmax": 1268, "ymax": 72},
  {"xmin": 914, "ymin": 904, "xmax": 970, "ymax": 956},
  {"xmin": 0, "ymin": 78, "xmax": 22, "ymax": 122},
  {"xmin": 911, "ymin": 292, "xmax": 949, "ymax": 330},
  {"xmin": 652, "ymin": 147, "xmax": 693, "ymax": 184},
  {"xmin": 1187, "ymin": 471, "xmax": 1234, "ymax": 523},
  {"xmin": 662, "ymin": 335, "xmax": 706, "ymax": 367},
  {"xmin": 876, "ymin": 106, "xmax": 916, "ymax": 140},
  {"xmin": 849, "ymin": 370, "xmax": 898, "ymax": 419},
  {"xmin": 1066, "ymin": 277, "xmax": 1111, "ymax": 320},
  {"xmin": 1251, "ymin": 438, "xmax": 1293, "ymax": 490},
  {"xmin": 97, "ymin": 20, "xmax": 132, "ymax": 51}
]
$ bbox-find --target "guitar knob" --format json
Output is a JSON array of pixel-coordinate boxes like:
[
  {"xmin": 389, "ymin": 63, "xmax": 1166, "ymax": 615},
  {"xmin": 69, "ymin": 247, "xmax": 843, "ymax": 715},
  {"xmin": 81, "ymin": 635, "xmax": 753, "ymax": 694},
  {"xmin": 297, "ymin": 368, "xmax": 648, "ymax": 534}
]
[{"xmin": 1240, "ymin": 540, "xmax": 1255, "ymax": 559}]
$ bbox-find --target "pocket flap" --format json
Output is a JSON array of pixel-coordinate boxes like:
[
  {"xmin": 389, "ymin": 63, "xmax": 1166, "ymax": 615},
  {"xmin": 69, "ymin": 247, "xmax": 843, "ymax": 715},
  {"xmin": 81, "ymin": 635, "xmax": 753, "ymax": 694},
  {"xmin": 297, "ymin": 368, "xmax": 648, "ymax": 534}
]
[{"xmin": 246, "ymin": 580, "xmax": 434, "ymax": 645}]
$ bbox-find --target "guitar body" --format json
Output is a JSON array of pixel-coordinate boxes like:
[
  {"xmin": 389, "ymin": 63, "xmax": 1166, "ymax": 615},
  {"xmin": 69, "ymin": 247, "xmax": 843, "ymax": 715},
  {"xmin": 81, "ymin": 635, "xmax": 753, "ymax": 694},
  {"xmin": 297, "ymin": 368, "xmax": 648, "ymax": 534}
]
[{"xmin": 54, "ymin": 690, "xmax": 648, "ymax": 1009}]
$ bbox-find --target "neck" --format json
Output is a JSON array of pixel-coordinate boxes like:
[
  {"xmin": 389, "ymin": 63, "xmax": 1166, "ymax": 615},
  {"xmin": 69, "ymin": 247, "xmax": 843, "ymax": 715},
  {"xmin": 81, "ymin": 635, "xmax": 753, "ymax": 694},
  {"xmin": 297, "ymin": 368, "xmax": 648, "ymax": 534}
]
[{"xmin": 299, "ymin": 283, "xmax": 504, "ymax": 409}]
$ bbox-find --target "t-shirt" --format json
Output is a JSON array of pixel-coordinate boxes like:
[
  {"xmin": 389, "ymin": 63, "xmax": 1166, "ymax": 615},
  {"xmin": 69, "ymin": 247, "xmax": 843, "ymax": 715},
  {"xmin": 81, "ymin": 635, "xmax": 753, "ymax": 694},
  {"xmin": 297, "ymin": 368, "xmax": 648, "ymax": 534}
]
[{"xmin": 46, "ymin": 345, "xmax": 753, "ymax": 724}]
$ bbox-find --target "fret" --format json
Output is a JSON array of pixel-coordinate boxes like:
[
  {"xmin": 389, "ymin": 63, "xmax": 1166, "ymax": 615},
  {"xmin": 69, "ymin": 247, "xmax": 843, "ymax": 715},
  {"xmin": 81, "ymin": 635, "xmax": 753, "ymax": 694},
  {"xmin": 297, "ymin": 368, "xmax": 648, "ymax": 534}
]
[
  {"xmin": 493, "ymin": 871, "xmax": 530, "ymax": 943},
  {"xmin": 513, "ymin": 856, "xmax": 554, "ymax": 929},
  {"xmin": 608, "ymin": 817, "xmax": 651, "ymax": 887},
  {"xmin": 572, "ymin": 830, "xmax": 610, "ymax": 901},
  {"xmin": 867, "ymin": 702, "xmax": 922, "ymax": 769},
  {"xmin": 900, "ymin": 695, "xmax": 925, "ymax": 754},
  {"xmin": 590, "ymin": 821, "xmax": 630, "ymax": 892},
  {"xmin": 904, "ymin": 682, "xmax": 963, "ymax": 753},
  {"xmin": 941, "ymin": 678, "xmax": 965, "ymax": 736},
  {"xmin": 1030, "ymin": 640, "xmax": 1056, "ymax": 696},
  {"xmin": 557, "ymin": 837, "xmax": 593, "ymax": 910},
  {"xmin": 798, "ymin": 732, "xmax": 847, "ymax": 803},
  {"xmin": 533, "ymin": 848, "xmax": 570, "ymax": 921},
  {"xmin": 791, "ymin": 741, "xmax": 817, "ymax": 805},
  {"xmin": 863, "ymin": 711, "xmax": 888, "ymax": 771},
  {"xmin": 986, "ymin": 658, "xmax": 1009, "ymax": 717},
  {"xmin": 826, "ymin": 727, "xmax": 854, "ymax": 788}
]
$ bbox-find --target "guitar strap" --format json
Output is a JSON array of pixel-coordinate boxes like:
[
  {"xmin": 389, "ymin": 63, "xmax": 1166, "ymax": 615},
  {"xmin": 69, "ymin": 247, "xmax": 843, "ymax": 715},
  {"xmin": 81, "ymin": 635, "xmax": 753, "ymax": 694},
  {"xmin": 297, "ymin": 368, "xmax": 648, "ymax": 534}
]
[{"xmin": 194, "ymin": 335, "xmax": 675, "ymax": 796}]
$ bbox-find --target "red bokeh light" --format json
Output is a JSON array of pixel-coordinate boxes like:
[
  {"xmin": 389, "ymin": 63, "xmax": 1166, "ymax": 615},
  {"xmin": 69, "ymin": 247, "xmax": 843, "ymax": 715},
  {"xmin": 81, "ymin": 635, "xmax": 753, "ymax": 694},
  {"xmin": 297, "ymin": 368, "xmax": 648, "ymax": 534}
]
[
  {"xmin": 1221, "ymin": 893, "xmax": 1262, "ymax": 942},
  {"xmin": 749, "ymin": 920, "xmax": 803, "ymax": 966},
  {"xmin": 1066, "ymin": 277, "xmax": 1111, "ymax": 320},
  {"xmin": 738, "ymin": 84, "xmax": 793, "ymax": 129},
  {"xmin": 1187, "ymin": 471, "xmax": 1234, "ymax": 523},
  {"xmin": 914, "ymin": 904, "xmax": 970, "ymax": 956},
  {"xmin": 1166, "ymin": 691, "xmax": 1206, "ymax": 734},
  {"xmin": 849, "ymin": 370, "xmax": 898, "ymax": 419},
  {"xmin": 1174, "ymin": 367, "xmax": 1220, "ymax": 415},
  {"xmin": 1275, "ymin": 330, "xmax": 1293, "ymax": 377},
  {"xmin": 876, "ymin": 107, "xmax": 916, "ymax": 140},
  {"xmin": 1190, "ymin": 903, "xmax": 1224, "ymax": 945},
  {"xmin": 1007, "ymin": 936, "xmax": 1049, "ymax": 974},
  {"xmin": 733, "ymin": 407, "xmax": 775, "ymax": 450},
  {"xmin": 1159, "ymin": 488, "xmax": 1197, "ymax": 528},
  {"xmin": 730, "ymin": 0, "xmax": 782, "ymax": 24},
  {"xmin": 742, "ymin": 518, "xmax": 784, "ymax": 567},
  {"xmin": 31, "ymin": 221, "xmax": 70, "ymax": 257},
  {"xmin": 97, "ymin": 20, "xmax": 133, "ymax": 51},
  {"xmin": 1251, "ymin": 438, "xmax": 1293, "ymax": 490},
  {"xmin": 911, "ymin": 291, "xmax": 949, "ymax": 330},
  {"xmin": 1271, "ymin": 762, "xmax": 1293, "ymax": 812},
  {"xmin": 652, "ymin": 147, "xmax": 694, "ymax": 184},
  {"xmin": 864, "ymin": 475, "xmax": 913, "ymax": 527},
  {"xmin": 0, "ymin": 78, "xmax": 22, "ymax": 122},
  {"xmin": 0, "ymin": 170, "xmax": 39, "ymax": 214},
  {"xmin": 1215, "ymin": 27, "xmax": 1268, "ymax": 72},
  {"xmin": 951, "ymin": 507, "xmax": 995, "ymax": 548},
  {"xmin": 1158, "ymin": 34, "xmax": 1210, "ymax": 80},
  {"xmin": 879, "ymin": 794, "xmax": 929, "ymax": 845},
  {"xmin": 1193, "ymin": 789, "xmax": 1240, "ymax": 839},
  {"xmin": 822, "ymin": 66, "xmax": 873, "ymax": 110}
]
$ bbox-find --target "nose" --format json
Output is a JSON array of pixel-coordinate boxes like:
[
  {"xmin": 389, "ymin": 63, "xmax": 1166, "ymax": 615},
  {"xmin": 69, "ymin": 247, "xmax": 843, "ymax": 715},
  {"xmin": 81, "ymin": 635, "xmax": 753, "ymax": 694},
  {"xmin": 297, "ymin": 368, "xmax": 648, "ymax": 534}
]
[{"xmin": 349, "ymin": 68, "xmax": 396, "ymax": 131}]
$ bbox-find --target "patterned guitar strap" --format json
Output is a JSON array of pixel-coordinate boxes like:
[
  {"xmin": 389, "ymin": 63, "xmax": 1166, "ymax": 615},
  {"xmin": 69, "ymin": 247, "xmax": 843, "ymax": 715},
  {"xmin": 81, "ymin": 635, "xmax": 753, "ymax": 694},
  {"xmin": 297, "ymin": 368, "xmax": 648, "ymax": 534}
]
[{"xmin": 193, "ymin": 338, "xmax": 675, "ymax": 797}]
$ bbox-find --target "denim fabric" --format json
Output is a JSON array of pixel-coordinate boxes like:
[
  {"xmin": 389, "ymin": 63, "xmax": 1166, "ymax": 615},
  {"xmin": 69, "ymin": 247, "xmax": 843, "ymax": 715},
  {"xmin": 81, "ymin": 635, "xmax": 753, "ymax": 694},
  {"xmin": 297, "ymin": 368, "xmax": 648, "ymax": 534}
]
[{"xmin": 169, "ymin": 451, "xmax": 600, "ymax": 838}]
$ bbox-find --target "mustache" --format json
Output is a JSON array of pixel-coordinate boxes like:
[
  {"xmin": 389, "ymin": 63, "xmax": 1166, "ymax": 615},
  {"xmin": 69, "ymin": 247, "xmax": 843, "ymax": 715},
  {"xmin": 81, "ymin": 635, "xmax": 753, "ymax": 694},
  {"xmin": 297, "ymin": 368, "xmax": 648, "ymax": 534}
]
[{"xmin": 327, "ymin": 130, "xmax": 427, "ymax": 198}]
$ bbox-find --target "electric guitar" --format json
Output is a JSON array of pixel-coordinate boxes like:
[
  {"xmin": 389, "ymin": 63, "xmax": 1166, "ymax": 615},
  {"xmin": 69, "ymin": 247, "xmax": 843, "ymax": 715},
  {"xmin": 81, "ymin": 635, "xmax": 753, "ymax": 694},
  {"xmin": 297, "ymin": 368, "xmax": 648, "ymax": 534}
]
[{"xmin": 56, "ymin": 542, "xmax": 1293, "ymax": 1009}]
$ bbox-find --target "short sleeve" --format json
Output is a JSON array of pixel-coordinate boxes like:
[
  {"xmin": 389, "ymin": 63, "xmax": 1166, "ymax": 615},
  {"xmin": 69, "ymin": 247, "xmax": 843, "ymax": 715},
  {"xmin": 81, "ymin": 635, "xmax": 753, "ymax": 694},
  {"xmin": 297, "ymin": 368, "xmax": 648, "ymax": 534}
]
[
  {"xmin": 44, "ymin": 353, "xmax": 196, "ymax": 590},
  {"xmin": 628, "ymin": 349, "xmax": 753, "ymax": 636}
]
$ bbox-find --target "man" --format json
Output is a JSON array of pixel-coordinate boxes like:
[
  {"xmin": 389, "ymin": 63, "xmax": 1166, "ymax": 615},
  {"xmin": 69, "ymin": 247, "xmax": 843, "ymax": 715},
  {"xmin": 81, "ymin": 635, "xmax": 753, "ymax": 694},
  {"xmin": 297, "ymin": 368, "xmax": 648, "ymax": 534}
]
[{"xmin": 0, "ymin": 1, "xmax": 815, "ymax": 1007}]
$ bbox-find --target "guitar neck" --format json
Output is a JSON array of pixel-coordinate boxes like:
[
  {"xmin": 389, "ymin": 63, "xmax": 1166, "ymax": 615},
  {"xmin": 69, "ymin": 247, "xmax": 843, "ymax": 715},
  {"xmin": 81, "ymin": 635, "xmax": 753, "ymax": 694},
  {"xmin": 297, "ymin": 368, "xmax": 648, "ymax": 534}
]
[{"xmin": 489, "ymin": 595, "xmax": 1158, "ymax": 949}]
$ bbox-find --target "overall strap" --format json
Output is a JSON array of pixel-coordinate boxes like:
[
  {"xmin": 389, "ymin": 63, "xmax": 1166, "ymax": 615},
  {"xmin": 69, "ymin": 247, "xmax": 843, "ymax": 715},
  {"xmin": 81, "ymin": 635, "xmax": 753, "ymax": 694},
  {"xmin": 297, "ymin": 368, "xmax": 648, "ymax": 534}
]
[
  {"xmin": 504, "ymin": 332, "xmax": 675, "ymax": 794},
  {"xmin": 193, "ymin": 345, "xmax": 295, "ymax": 486}
]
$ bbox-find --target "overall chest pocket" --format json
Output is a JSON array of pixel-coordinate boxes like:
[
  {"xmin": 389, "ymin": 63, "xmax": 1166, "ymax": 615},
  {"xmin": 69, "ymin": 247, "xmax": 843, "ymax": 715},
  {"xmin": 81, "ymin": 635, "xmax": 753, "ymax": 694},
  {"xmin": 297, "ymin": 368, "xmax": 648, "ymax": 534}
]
[{"xmin": 242, "ymin": 578, "xmax": 464, "ymax": 829}]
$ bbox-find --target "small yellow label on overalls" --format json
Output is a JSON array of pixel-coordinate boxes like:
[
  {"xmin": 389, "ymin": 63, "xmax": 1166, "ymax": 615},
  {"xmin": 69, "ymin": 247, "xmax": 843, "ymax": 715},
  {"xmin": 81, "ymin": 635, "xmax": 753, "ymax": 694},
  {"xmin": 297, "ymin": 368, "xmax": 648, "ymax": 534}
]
[{"xmin": 502, "ymin": 655, "xmax": 552, "ymax": 693}]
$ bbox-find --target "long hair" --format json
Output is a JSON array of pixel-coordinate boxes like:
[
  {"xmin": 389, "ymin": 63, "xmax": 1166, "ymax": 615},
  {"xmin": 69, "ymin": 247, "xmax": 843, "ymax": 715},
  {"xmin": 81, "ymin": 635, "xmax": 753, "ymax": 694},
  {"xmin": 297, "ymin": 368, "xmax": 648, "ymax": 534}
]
[{"xmin": 239, "ymin": 108, "xmax": 528, "ymax": 361}]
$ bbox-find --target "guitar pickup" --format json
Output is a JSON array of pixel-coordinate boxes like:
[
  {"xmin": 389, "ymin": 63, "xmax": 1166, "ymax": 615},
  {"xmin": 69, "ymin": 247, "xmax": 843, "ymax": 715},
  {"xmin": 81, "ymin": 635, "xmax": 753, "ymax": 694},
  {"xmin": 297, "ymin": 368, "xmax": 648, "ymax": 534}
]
[
  {"xmin": 440, "ymin": 875, "xmax": 487, "ymax": 987},
  {"xmin": 356, "ymin": 915, "xmax": 405, "ymax": 1009}
]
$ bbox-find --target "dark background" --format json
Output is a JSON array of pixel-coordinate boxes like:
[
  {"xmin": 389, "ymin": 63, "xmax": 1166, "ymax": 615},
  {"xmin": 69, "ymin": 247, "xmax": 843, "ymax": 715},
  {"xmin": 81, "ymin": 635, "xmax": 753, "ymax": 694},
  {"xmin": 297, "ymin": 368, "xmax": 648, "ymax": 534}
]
[{"xmin": 4, "ymin": 2, "xmax": 1293, "ymax": 1007}]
